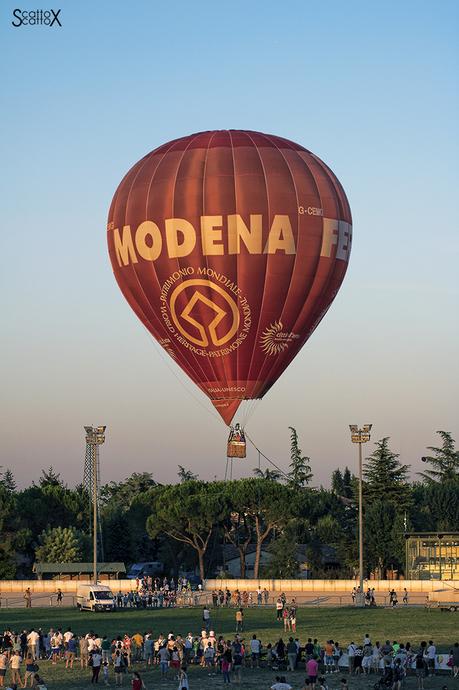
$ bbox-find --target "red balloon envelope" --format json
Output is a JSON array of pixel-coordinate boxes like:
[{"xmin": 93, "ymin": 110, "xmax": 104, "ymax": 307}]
[{"xmin": 107, "ymin": 130, "xmax": 352, "ymax": 424}]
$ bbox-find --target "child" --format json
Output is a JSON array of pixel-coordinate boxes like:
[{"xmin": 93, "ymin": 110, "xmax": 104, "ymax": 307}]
[
  {"xmin": 340, "ymin": 678, "xmax": 348, "ymax": 690},
  {"xmin": 318, "ymin": 676, "xmax": 329, "ymax": 690},
  {"xmin": 204, "ymin": 642, "xmax": 215, "ymax": 670},
  {"xmin": 103, "ymin": 660, "xmax": 109, "ymax": 686},
  {"xmin": 177, "ymin": 665, "xmax": 189, "ymax": 690}
]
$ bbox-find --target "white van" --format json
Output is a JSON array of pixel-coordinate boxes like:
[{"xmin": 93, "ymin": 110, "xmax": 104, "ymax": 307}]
[
  {"xmin": 76, "ymin": 584, "xmax": 115, "ymax": 612},
  {"xmin": 428, "ymin": 588, "xmax": 459, "ymax": 611}
]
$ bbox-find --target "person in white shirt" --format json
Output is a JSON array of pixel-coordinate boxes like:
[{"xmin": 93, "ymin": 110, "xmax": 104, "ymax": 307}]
[
  {"xmin": 27, "ymin": 629, "xmax": 40, "ymax": 660},
  {"xmin": 250, "ymin": 634, "xmax": 261, "ymax": 668},
  {"xmin": 347, "ymin": 642, "xmax": 356, "ymax": 674},
  {"xmin": 90, "ymin": 650, "xmax": 102, "ymax": 684},
  {"xmin": 427, "ymin": 641, "xmax": 436, "ymax": 675},
  {"xmin": 63, "ymin": 628, "xmax": 73, "ymax": 643}
]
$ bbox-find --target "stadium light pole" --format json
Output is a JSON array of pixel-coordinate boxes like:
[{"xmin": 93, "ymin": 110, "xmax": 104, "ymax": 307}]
[
  {"xmin": 84, "ymin": 426, "xmax": 106, "ymax": 584},
  {"xmin": 349, "ymin": 424, "xmax": 372, "ymax": 605}
]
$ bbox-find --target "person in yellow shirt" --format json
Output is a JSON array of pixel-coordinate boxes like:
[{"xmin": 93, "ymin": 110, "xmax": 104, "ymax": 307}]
[
  {"xmin": 235, "ymin": 608, "xmax": 244, "ymax": 633},
  {"xmin": 132, "ymin": 633, "xmax": 144, "ymax": 662}
]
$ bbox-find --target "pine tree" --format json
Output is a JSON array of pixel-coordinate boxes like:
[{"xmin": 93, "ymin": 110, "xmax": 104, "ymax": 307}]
[
  {"xmin": 331, "ymin": 469, "xmax": 344, "ymax": 495},
  {"xmin": 363, "ymin": 437, "xmax": 410, "ymax": 507},
  {"xmin": 419, "ymin": 431, "xmax": 459, "ymax": 482},
  {"xmin": 35, "ymin": 526, "xmax": 83, "ymax": 563},
  {"xmin": 287, "ymin": 427, "xmax": 312, "ymax": 489},
  {"xmin": 39, "ymin": 466, "xmax": 62, "ymax": 487},
  {"xmin": 177, "ymin": 466, "xmax": 199, "ymax": 482},
  {"xmin": 342, "ymin": 467, "xmax": 354, "ymax": 499},
  {"xmin": 0, "ymin": 468, "xmax": 16, "ymax": 492},
  {"xmin": 332, "ymin": 467, "xmax": 354, "ymax": 498}
]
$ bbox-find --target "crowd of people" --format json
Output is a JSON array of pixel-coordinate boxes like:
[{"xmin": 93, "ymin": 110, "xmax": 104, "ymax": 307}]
[
  {"xmin": 0, "ymin": 619, "xmax": 458, "ymax": 690},
  {"xmin": 114, "ymin": 577, "xmax": 197, "ymax": 610},
  {"xmin": 350, "ymin": 588, "xmax": 410, "ymax": 608}
]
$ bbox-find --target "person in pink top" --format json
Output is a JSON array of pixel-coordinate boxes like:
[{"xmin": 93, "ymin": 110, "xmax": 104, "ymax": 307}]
[{"xmin": 306, "ymin": 656, "xmax": 319, "ymax": 689}]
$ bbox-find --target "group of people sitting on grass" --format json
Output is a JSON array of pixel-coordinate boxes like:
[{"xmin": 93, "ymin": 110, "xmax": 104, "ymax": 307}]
[{"xmin": 1, "ymin": 624, "xmax": 458, "ymax": 689}]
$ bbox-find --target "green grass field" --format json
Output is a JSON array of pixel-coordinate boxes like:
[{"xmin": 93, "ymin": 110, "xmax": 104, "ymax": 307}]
[{"xmin": 0, "ymin": 606, "xmax": 457, "ymax": 690}]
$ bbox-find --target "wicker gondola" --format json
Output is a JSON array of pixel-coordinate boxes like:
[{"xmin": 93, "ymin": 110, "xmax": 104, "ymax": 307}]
[{"xmin": 227, "ymin": 423, "xmax": 246, "ymax": 458}]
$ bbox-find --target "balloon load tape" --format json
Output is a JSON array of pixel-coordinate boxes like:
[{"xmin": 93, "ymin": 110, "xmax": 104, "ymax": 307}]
[{"xmin": 227, "ymin": 423, "xmax": 246, "ymax": 459}]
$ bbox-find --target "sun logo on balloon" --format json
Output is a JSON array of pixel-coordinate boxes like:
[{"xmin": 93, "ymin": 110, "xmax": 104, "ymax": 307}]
[{"xmin": 260, "ymin": 321, "xmax": 299, "ymax": 355}]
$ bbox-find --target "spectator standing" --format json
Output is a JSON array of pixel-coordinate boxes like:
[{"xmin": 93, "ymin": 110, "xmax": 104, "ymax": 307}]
[
  {"xmin": 90, "ymin": 650, "xmax": 102, "ymax": 684},
  {"xmin": 113, "ymin": 650, "xmax": 124, "ymax": 686},
  {"xmin": 287, "ymin": 637, "xmax": 297, "ymax": 671},
  {"xmin": 250, "ymin": 634, "xmax": 261, "ymax": 668},
  {"xmin": 289, "ymin": 601, "xmax": 297, "ymax": 633},
  {"xmin": 306, "ymin": 656, "xmax": 319, "ymax": 689},
  {"xmin": 23, "ymin": 654, "xmax": 37, "ymax": 688},
  {"xmin": 102, "ymin": 661, "xmax": 109, "ymax": 686},
  {"xmin": 427, "ymin": 640, "xmax": 436, "ymax": 675},
  {"xmin": 231, "ymin": 637, "xmax": 243, "ymax": 684},
  {"xmin": 222, "ymin": 644, "xmax": 232, "ymax": 684},
  {"xmin": 9, "ymin": 651, "xmax": 22, "ymax": 687},
  {"xmin": 202, "ymin": 606, "xmax": 211, "ymax": 633},
  {"xmin": 276, "ymin": 598, "xmax": 284, "ymax": 621},
  {"xmin": 24, "ymin": 589, "xmax": 32, "ymax": 609},
  {"xmin": 65, "ymin": 637, "xmax": 77, "ymax": 669},
  {"xmin": 101, "ymin": 636, "xmax": 111, "ymax": 664},
  {"xmin": 324, "ymin": 641, "xmax": 334, "ymax": 674},
  {"xmin": 80, "ymin": 636, "xmax": 89, "ymax": 668},
  {"xmin": 235, "ymin": 609, "xmax": 244, "ymax": 633},
  {"xmin": 0, "ymin": 650, "xmax": 8, "ymax": 687},
  {"xmin": 27, "ymin": 630, "xmax": 39, "ymax": 661},
  {"xmin": 158, "ymin": 644, "xmax": 170, "ymax": 678},
  {"xmin": 415, "ymin": 647, "xmax": 427, "ymax": 690},
  {"xmin": 131, "ymin": 671, "xmax": 146, "ymax": 690},
  {"xmin": 347, "ymin": 642, "xmax": 356, "ymax": 674}
]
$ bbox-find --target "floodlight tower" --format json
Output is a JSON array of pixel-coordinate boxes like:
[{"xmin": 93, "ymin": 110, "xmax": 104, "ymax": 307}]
[
  {"xmin": 83, "ymin": 426, "xmax": 106, "ymax": 584},
  {"xmin": 349, "ymin": 424, "xmax": 372, "ymax": 605}
]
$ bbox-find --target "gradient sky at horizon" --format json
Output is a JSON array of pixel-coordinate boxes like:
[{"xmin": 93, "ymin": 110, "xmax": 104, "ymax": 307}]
[{"xmin": 1, "ymin": 0, "xmax": 458, "ymax": 489}]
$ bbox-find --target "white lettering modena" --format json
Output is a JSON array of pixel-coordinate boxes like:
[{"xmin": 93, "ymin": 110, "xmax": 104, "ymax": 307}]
[{"xmin": 110, "ymin": 214, "xmax": 352, "ymax": 267}]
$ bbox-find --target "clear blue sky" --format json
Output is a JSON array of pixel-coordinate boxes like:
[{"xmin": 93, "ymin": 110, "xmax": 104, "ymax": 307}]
[{"xmin": 1, "ymin": 0, "xmax": 458, "ymax": 488}]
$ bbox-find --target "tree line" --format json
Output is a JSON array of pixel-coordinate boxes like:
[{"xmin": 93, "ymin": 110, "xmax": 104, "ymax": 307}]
[{"xmin": 0, "ymin": 429, "xmax": 457, "ymax": 580}]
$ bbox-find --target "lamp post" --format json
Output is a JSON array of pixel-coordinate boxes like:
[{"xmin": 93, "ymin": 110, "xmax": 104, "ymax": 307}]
[
  {"xmin": 84, "ymin": 426, "xmax": 106, "ymax": 584},
  {"xmin": 349, "ymin": 424, "xmax": 372, "ymax": 605}
]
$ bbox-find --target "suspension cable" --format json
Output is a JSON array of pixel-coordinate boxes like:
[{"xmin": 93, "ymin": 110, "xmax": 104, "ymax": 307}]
[{"xmin": 245, "ymin": 432, "xmax": 290, "ymax": 481}]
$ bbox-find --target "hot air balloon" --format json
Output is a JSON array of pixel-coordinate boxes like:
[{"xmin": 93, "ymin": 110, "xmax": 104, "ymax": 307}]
[{"xmin": 107, "ymin": 130, "xmax": 352, "ymax": 427}]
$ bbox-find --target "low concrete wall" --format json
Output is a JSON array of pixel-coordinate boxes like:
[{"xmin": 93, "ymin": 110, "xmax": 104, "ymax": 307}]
[
  {"xmin": 0, "ymin": 579, "xmax": 135, "ymax": 593},
  {"xmin": 204, "ymin": 578, "xmax": 457, "ymax": 592}
]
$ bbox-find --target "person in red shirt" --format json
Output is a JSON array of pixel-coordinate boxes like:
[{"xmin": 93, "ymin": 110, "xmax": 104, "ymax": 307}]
[
  {"xmin": 131, "ymin": 671, "xmax": 146, "ymax": 690},
  {"xmin": 306, "ymin": 656, "xmax": 319, "ymax": 689}
]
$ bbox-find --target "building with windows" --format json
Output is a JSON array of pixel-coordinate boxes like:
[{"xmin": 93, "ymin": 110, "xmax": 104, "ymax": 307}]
[{"xmin": 405, "ymin": 533, "xmax": 459, "ymax": 580}]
